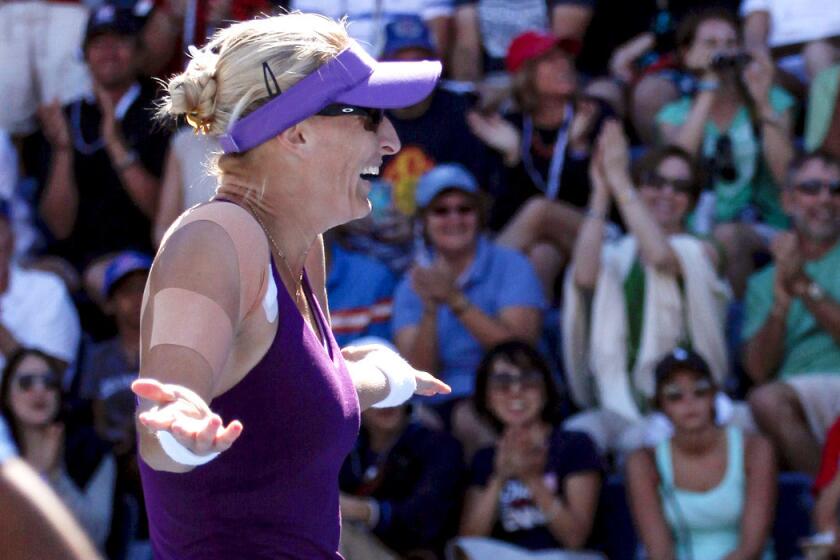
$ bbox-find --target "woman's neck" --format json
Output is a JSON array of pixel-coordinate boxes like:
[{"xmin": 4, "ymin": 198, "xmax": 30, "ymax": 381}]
[
  {"xmin": 532, "ymin": 97, "xmax": 570, "ymax": 129},
  {"xmin": 19, "ymin": 424, "xmax": 49, "ymax": 452},
  {"xmin": 671, "ymin": 423, "xmax": 722, "ymax": 456}
]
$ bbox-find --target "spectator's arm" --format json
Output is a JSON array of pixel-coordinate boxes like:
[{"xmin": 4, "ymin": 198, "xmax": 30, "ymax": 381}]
[
  {"xmin": 743, "ymin": 307, "xmax": 787, "ymax": 385},
  {"xmin": 427, "ymin": 14, "xmax": 453, "ymax": 67},
  {"xmin": 551, "ymin": 2, "xmax": 594, "ymax": 41},
  {"xmin": 39, "ymin": 148, "xmax": 78, "ymax": 240},
  {"xmin": 799, "ymin": 284, "xmax": 840, "ymax": 347},
  {"xmin": 626, "ymin": 449, "xmax": 676, "ymax": 560},
  {"xmin": 525, "ymin": 470, "xmax": 601, "ymax": 549},
  {"xmin": 106, "ymin": 138, "xmax": 162, "ymax": 218},
  {"xmin": 658, "ymin": 90, "xmax": 716, "ymax": 155},
  {"xmin": 725, "ymin": 435, "xmax": 776, "ymax": 560},
  {"xmin": 395, "ymin": 311, "xmax": 439, "ymax": 374},
  {"xmin": 154, "ymin": 148, "xmax": 184, "ymax": 247},
  {"xmin": 743, "ymin": 10, "xmax": 771, "ymax": 52},
  {"xmin": 757, "ymin": 107, "xmax": 795, "ymax": 188},
  {"xmin": 815, "ymin": 471, "xmax": 840, "ymax": 535},
  {"xmin": 571, "ymin": 187, "xmax": 609, "ymax": 290},
  {"xmin": 454, "ymin": 302, "xmax": 542, "ymax": 348},
  {"xmin": 451, "ymin": 4, "xmax": 482, "ymax": 81},
  {"xmin": 459, "ymin": 476, "xmax": 505, "ymax": 536},
  {"xmin": 0, "ymin": 458, "xmax": 102, "ymax": 560}
]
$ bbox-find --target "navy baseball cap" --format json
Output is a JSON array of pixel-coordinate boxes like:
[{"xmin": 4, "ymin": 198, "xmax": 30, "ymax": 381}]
[
  {"xmin": 102, "ymin": 251, "xmax": 152, "ymax": 298},
  {"xmin": 382, "ymin": 15, "xmax": 436, "ymax": 59},
  {"xmin": 84, "ymin": 3, "xmax": 145, "ymax": 47},
  {"xmin": 415, "ymin": 163, "xmax": 479, "ymax": 209}
]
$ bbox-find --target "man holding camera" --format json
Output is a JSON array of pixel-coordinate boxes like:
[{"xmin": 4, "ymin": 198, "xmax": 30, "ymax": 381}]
[{"xmin": 656, "ymin": 7, "xmax": 796, "ymax": 299}]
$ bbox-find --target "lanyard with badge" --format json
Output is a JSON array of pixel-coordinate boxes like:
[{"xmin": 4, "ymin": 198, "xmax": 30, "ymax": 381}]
[{"xmin": 520, "ymin": 103, "xmax": 573, "ymax": 200}]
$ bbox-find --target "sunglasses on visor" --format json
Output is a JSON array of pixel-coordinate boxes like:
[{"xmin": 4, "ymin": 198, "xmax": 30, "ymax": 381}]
[{"xmin": 315, "ymin": 104, "xmax": 384, "ymax": 132}]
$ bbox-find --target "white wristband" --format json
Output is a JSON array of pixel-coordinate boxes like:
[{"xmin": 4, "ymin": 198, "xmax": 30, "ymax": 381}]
[
  {"xmin": 364, "ymin": 348, "xmax": 418, "ymax": 408},
  {"xmin": 156, "ymin": 430, "xmax": 221, "ymax": 466}
]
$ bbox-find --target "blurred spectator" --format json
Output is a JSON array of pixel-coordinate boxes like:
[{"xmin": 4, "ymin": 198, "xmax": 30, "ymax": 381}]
[
  {"xmin": 468, "ymin": 31, "xmax": 609, "ymax": 234},
  {"xmin": 743, "ymin": 151, "xmax": 840, "ymax": 475},
  {"xmin": 454, "ymin": 341, "xmax": 603, "ymax": 558},
  {"xmin": 348, "ymin": 15, "xmax": 504, "ymax": 276},
  {"xmin": 290, "ymin": 0, "xmax": 453, "ymax": 60},
  {"xmin": 0, "ymin": 0, "xmax": 92, "ymax": 135},
  {"xmin": 393, "ymin": 164, "xmax": 545, "ymax": 406},
  {"xmin": 813, "ymin": 415, "xmax": 840, "ymax": 557},
  {"xmin": 805, "ymin": 64, "xmax": 840, "ymax": 160},
  {"xmin": 563, "ymin": 124, "xmax": 732, "ymax": 455},
  {"xmin": 339, "ymin": 402, "xmax": 464, "ymax": 559},
  {"xmin": 450, "ymin": 0, "xmax": 554, "ymax": 81},
  {"xmin": 31, "ymin": 4, "xmax": 170, "ymax": 294},
  {"xmin": 153, "ymin": 127, "xmax": 219, "ymax": 245},
  {"xmin": 656, "ymin": 8, "xmax": 796, "ymax": 298},
  {"xmin": 1, "ymin": 348, "xmax": 116, "ymax": 550},
  {"xmin": 142, "ymin": 0, "xmax": 275, "ymax": 77},
  {"xmin": 626, "ymin": 348, "xmax": 776, "ymax": 560},
  {"xmin": 0, "ymin": 415, "xmax": 103, "ymax": 560},
  {"xmin": 325, "ymin": 230, "xmax": 399, "ymax": 347},
  {"xmin": 742, "ymin": 0, "xmax": 840, "ymax": 84},
  {"xmin": 0, "ymin": 207, "xmax": 81, "ymax": 373}
]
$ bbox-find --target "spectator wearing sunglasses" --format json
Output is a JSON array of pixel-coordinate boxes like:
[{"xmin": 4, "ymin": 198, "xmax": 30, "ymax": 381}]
[
  {"xmin": 563, "ymin": 122, "xmax": 734, "ymax": 455},
  {"xmin": 393, "ymin": 164, "xmax": 545, "ymax": 414},
  {"xmin": 626, "ymin": 347, "xmax": 776, "ymax": 560},
  {"xmin": 0, "ymin": 348, "xmax": 116, "ymax": 551},
  {"xmin": 454, "ymin": 341, "xmax": 603, "ymax": 559},
  {"xmin": 656, "ymin": 7, "xmax": 797, "ymax": 298},
  {"xmin": 743, "ymin": 151, "xmax": 840, "ymax": 475}
]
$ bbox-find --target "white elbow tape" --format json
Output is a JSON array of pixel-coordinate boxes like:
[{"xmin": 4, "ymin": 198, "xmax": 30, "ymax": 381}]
[
  {"xmin": 156, "ymin": 430, "xmax": 221, "ymax": 466},
  {"xmin": 366, "ymin": 348, "xmax": 418, "ymax": 409}
]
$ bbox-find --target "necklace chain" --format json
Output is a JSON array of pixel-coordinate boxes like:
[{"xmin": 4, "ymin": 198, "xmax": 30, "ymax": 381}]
[{"xmin": 247, "ymin": 203, "xmax": 303, "ymax": 298}]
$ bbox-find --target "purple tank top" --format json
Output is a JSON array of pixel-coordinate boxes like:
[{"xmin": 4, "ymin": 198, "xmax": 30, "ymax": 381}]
[{"xmin": 140, "ymin": 259, "xmax": 361, "ymax": 559}]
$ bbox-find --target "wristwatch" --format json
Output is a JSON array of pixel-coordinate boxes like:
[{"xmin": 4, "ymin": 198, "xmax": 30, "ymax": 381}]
[
  {"xmin": 805, "ymin": 281, "xmax": 826, "ymax": 302},
  {"xmin": 449, "ymin": 292, "xmax": 471, "ymax": 316}
]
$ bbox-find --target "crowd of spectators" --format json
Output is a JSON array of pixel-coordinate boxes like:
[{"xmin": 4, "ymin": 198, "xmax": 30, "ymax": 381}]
[{"xmin": 0, "ymin": 0, "xmax": 838, "ymax": 558}]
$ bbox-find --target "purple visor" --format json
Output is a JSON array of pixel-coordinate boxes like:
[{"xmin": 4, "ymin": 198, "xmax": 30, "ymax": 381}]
[{"xmin": 218, "ymin": 41, "xmax": 441, "ymax": 153}]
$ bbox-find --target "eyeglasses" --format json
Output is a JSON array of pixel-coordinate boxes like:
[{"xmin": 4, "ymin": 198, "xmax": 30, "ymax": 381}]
[
  {"xmin": 316, "ymin": 104, "xmax": 384, "ymax": 132},
  {"xmin": 661, "ymin": 379, "xmax": 713, "ymax": 403},
  {"xmin": 641, "ymin": 172, "xmax": 695, "ymax": 195},
  {"xmin": 15, "ymin": 372, "xmax": 61, "ymax": 392},
  {"xmin": 793, "ymin": 179, "xmax": 840, "ymax": 197},
  {"xmin": 488, "ymin": 370, "xmax": 544, "ymax": 392},
  {"xmin": 428, "ymin": 204, "xmax": 476, "ymax": 217}
]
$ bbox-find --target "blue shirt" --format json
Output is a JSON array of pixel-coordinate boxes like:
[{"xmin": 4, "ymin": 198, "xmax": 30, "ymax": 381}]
[
  {"xmin": 327, "ymin": 242, "xmax": 399, "ymax": 348},
  {"xmin": 0, "ymin": 415, "xmax": 16, "ymax": 463},
  {"xmin": 392, "ymin": 236, "xmax": 546, "ymax": 399}
]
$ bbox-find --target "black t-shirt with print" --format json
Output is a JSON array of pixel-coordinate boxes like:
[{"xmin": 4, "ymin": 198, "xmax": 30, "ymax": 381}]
[{"xmin": 470, "ymin": 428, "xmax": 603, "ymax": 550}]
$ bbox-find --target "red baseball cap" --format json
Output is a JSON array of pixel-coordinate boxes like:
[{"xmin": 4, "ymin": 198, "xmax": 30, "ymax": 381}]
[{"xmin": 505, "ymin": 31, "xmax": 582, "ymax": 73}]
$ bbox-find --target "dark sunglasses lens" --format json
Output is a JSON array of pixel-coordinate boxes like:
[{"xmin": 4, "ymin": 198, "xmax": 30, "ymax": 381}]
[{"xmin": 17, "ymin": 374, "xmax": 59, "ymax": 391}]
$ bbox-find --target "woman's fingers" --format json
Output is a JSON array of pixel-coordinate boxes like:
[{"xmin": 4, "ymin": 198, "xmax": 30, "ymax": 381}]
[
  {"xmin": 213, "ymin": 420, "xmax": 243, "ymax": 452},
  {"xmin": 132, "ymin": 378, "xmax": 178, "ymax": 404},
  {"xmin": 414, "ymin": 371, "xmax": 451, "ymax": 396}
]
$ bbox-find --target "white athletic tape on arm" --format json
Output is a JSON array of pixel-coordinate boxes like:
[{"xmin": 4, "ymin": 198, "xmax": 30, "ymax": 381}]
[
  {"xmin": 156, "ymin": 430, "xmax": 221, "ymax": 466},
  {"xmin": 365, "ymin": 348, "xmax": 418, "ymax": 408}
]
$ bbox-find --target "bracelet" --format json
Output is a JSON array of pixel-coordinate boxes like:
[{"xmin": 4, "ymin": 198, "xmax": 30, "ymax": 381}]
[
  {"xmin": 585, "ymin": 208, "xmax": 606, "ymax": 221},
  {"xmin": 543, "ymin": 499, "xmax": 563, "ymax": 523},
  {"xmin": 615, "ymin": 189, "xmax": 638, "ymax": 206},
  {"xmin": 114, "ymin": 150, "xmax": 139, "ymax": 173},
  {"xmin": 449, "ymin": 292, "xmax": 471, "ymax": 316},
  {"xmin": 156, "ymin": 430, "xmax": 220, "ymax": 466},
  {"xmin": 695, "ymin": 80, "xmax": 719, "ymax": 92}
]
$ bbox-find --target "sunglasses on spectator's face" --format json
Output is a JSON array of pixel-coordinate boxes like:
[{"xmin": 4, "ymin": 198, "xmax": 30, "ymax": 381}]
[
  {"xmin": 15, "ymin": 372, "xmax": 60, "ymax": 392},
  {"xmin": 488, "ymin": 370, "xmax": 544, "ymax": 392},
  {"xmin": 661, "ymin": 379, "xmax": 713, "ymax": 403},
  {"xmin": 316, "ymin": 104, "xmax": 384, "ymax": 132},
  {"xmin": 428, "ymin": 204, "xmax": 477, "ymax": 217},
  {"xmin": 642, "ymin": 172, "xmax": 695, "ymax": 195},
  {"xmin": 793, "ymin": 179, "xmax": 840, "ymax": 197}
]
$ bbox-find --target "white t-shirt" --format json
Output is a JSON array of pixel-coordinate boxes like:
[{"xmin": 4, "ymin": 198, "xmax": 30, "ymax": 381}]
[
  {"xmin": 290, "ymin": 0, "xmax": 452, "ymax": 57},
  {"xmin": 741, "ymin": 0, "xmax": 840, "ymax": 47},
  {"xmin": 0, "ymin": 264, "xmax": 81, "ymax": 372}
]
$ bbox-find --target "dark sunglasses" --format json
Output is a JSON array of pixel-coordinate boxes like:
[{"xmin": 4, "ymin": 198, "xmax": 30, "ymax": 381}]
[
  {"xmin": 429, "ymin": 204, "xmax": 476, "ymax": 217},
  {"xmin": 793, "ymin": 179, "xmax": 840, "ymax": 196},
  {"xmin": 16, "ymin": 372, "xmax": 61, "ymax": 392},
  {"xmin": 316, "ymin": 104, "xmax": 384, "ymax": 132},
  {"xmin": 661, "ymin": 379, "xmax": 713, "ymax": 403},
  {"xmin": 641, "ymin": 172, "xmax": 695, "ymax": 195},
  {"xmin": 488, "ymin": 370, "xmax": 544, "ymax": 391}
]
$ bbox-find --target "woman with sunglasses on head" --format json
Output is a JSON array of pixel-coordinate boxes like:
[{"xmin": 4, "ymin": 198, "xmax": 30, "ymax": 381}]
[
  {"xmin": 454, "ymin": 341, "xmax": 603, "ymax": 559},
  {"xmin": 393, "ymin": 163, "xmax": 545, "ymax": 429},
  {"xmin": 655, "ymin": 7, "xmax": 796, "ymax": 298},
  {"xmin": 563, "ymin": 121, "xmax": 732, "ymax": 456},
  {"xmin": 626, "ymin": 348, "xmax": 776, "ymax": 560},
  {"xmin": 0, "ymin": 348, "xmax": 116, "ymax": 551},
  {"xmin": 130, "ymin": 13, "xmax": 451, "ymax": 559}
]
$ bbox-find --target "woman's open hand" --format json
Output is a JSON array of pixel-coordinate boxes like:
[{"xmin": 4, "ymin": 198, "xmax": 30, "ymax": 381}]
[{"xmin": 132, "ymin": 378, "xmax": 243, "ymax": 458}]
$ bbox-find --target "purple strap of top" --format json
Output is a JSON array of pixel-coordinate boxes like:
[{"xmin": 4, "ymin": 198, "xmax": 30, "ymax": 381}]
[{"xmin": 218, "ymin": 43, "xmax": 376, "ymax": 154}]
